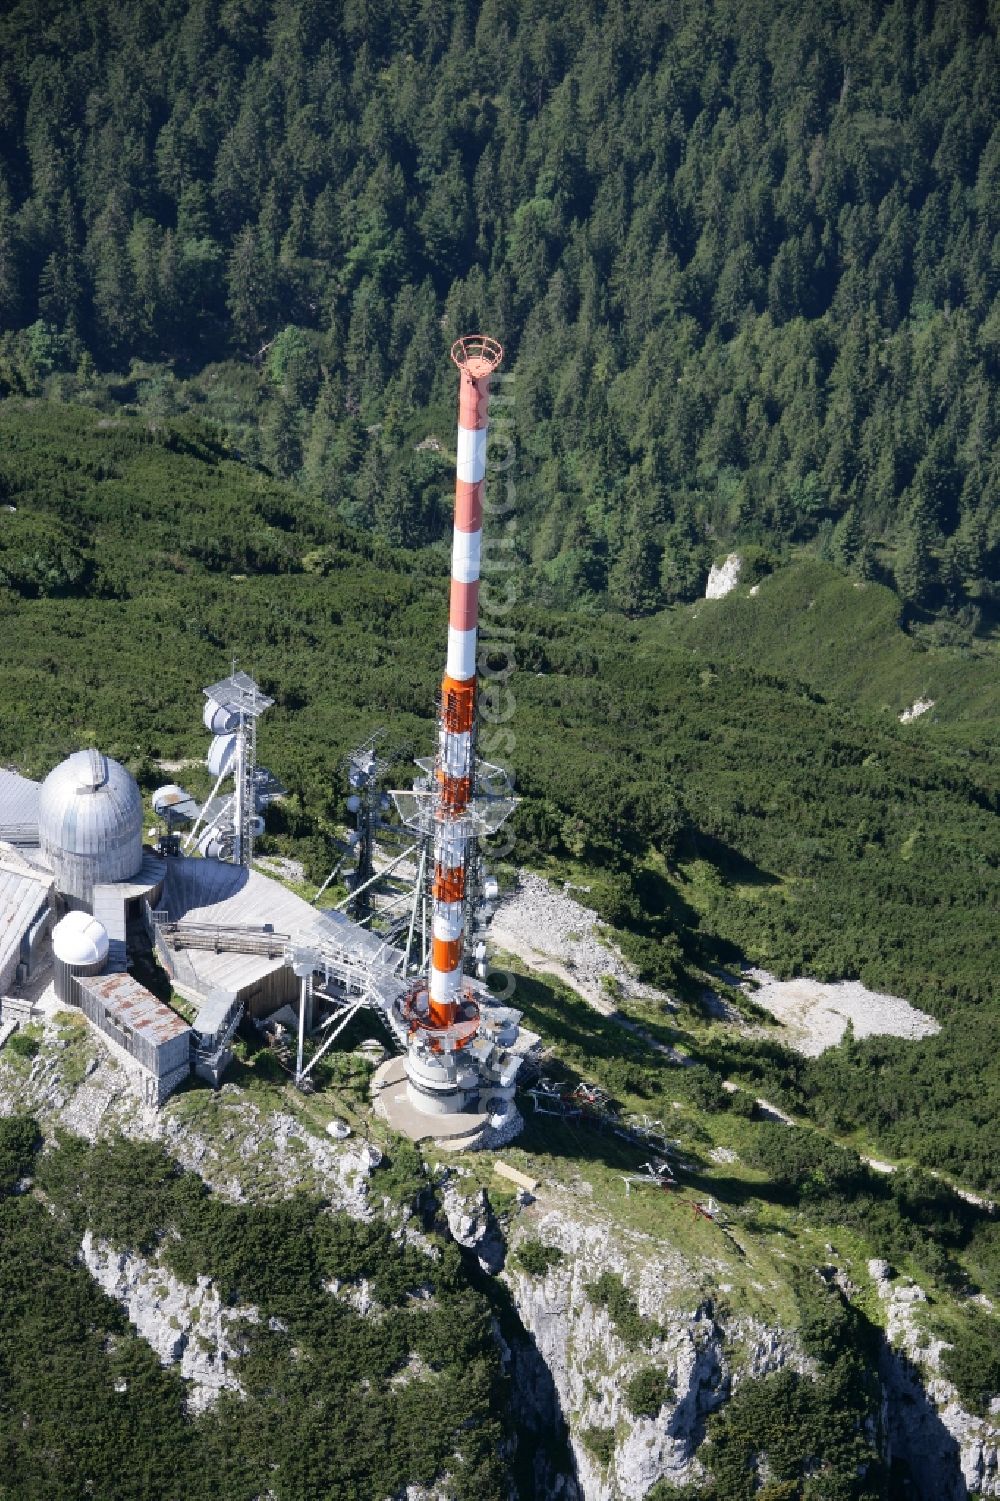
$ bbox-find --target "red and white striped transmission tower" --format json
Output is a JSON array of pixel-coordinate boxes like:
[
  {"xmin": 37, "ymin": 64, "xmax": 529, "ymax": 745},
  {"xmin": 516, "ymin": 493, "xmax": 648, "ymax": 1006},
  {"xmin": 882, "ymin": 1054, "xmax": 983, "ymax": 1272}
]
[{"xmin": 391, "ymin": 336, "xmax": 517, "ymax": 1111}]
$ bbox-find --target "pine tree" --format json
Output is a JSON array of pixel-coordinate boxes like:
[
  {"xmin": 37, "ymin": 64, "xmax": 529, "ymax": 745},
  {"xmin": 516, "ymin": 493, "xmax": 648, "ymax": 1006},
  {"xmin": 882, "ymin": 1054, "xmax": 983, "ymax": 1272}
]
[
  {"xmin": 0, "ymin": 180, "xmax": 21, "ymax": 328},
  {"xmin": 895, "ymin": 502, "xmax": 936, "ymax": 607},
  {"xmin": 833, "ymin": 505, "xmax": 863, "ymax": 572},
  {"xmin": 607, "ymin": 498, "xmax": 662, "ymax": 617},
  {"xmin": 262, "ymin": 392, "xmax": 303, "ymax": 479},
  {"xmin": 86, "ymin": 196, "xmax": 139, "ymax": 358},
  {"xmin": 227, "ymin": 227, "xmax": 275, "ymax": 350}
]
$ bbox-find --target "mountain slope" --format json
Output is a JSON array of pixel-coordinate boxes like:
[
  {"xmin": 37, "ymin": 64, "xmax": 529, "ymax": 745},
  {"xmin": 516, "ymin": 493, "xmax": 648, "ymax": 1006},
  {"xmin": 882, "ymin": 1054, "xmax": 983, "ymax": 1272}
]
[{"xmin": 0, "ymin": 0, "xmax": 997, "ymax": 612}]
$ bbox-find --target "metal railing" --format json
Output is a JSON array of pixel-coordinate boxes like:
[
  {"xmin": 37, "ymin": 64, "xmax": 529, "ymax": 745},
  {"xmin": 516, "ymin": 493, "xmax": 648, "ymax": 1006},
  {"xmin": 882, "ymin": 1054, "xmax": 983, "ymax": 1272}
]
[{"xmin": 156, "ymin": 920, "xmax": 290, "ymax": 958}]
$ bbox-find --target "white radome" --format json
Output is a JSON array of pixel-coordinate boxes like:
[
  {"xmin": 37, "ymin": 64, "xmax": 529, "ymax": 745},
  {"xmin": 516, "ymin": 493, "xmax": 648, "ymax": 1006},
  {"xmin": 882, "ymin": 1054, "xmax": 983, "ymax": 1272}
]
[{"xmin": 51, "ymin": 909, "xmax": 110, "ymax": 967}]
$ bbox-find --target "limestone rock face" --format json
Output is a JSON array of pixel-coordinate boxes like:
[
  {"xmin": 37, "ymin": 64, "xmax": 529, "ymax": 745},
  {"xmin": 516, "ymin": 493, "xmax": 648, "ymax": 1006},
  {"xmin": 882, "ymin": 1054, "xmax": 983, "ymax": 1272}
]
[
  {"xmin": 504, "ymin": 1207, "xmax": 808, "ymax": 1500},
  {"xmin": 705, "ymin": 554, "xmax": 743, "ymax": 599},
  {"xmin": 869, "ymin": 1258, "xmax": 1000, "ymax": 1498},
  {"xmin": 440, "ymin": 1182, "xmax": 506, "ymax": 1274},
  {"xmin": 79, "ymin": 1231, "xmax": 255, "ymax": 1412}
]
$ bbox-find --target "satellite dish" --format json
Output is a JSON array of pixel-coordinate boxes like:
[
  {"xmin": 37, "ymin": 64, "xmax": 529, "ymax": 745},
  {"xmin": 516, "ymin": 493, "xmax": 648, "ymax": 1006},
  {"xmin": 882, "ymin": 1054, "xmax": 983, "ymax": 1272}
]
[
  {"xmin": 346, "ymin": 794, "xmax": 362, "ymax": 813},
  {"xmin": 204, "ymin": 698, "xmax": 239, "ymax": 734},
  {"xmin": 207, "ymin": 733, "xmax": 237, "ymax": 778},
  {"xmin": 198, "ymin": 828, "xmax": 233, "ymax": 861},
  {"xmin": 152, "ymin": 783, "xmax": 198, "ymax": 822}
]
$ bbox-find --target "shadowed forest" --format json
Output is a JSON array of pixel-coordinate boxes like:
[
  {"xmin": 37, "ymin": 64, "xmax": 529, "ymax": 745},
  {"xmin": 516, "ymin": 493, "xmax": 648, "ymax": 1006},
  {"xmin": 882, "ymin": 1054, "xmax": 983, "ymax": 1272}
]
[{"xmin": 0, "ymin": 0, "xmax": 996, "ymax": 621}]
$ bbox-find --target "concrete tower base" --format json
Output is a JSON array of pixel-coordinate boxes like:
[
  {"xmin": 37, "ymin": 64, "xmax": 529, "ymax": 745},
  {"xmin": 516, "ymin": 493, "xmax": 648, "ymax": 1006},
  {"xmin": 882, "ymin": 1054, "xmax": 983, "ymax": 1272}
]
[{"xmin": 371, "ymin": 1057, "xmax": 523, "ymax": 1150}]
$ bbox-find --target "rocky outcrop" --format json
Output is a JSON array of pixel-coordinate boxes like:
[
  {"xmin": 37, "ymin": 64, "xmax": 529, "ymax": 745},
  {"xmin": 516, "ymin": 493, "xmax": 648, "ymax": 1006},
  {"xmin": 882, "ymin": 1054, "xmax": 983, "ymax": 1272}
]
[
  {"xmin": 10, "ymin": 994, "xmax": 997, "ymax": 1501},
  {"xmin": 744, "ymin": 967, "xmax": 939, "ymax": 1056},
  {"xmin": 80, "ymin": 1231, "xmax": 256, "ymax": 1412},
  {"xmin": 505, "ymin": 1206, "xmax": 808, "ymax": 1500},
  {"xmin": 869, "ymin": 1258, "xmax": 1000, "ymax": 1498},
  {"xmin": 440, "ymin": 1181, "xmax": 506, "ymax": 1274},
  {"xmin": 0, "ymin": 1016, "xmax": 377, "ymax": 1216},
  {"xmin": 490, "ymin": 871, "xmax": 678, "ymax": 1016},
  {"xmin": 705, "ymin": 554, "xmax": 743, "ymax": 599}
]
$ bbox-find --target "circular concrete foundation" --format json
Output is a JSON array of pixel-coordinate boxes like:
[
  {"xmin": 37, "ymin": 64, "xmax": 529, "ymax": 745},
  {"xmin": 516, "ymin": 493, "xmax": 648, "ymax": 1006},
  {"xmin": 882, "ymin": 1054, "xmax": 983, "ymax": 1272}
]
[{"xmin": 371, "ymin": 1057, "xmax": 521, "ymax": 1148}]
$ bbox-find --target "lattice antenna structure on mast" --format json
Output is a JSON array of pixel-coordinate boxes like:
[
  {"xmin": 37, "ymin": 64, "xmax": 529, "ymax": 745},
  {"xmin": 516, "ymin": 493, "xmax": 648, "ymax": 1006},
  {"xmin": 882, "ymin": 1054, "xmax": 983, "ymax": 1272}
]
[{"xmin": 183, "ymin": 670, "xmax": 279, "ymax": 867}]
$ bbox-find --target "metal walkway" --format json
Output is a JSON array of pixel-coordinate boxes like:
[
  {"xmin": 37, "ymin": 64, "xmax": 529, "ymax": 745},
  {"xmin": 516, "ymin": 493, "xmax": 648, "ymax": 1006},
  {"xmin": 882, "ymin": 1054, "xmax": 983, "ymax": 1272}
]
[{"xmin": 154, "ymin": 919, "xmax": 289, "ymax": 959}]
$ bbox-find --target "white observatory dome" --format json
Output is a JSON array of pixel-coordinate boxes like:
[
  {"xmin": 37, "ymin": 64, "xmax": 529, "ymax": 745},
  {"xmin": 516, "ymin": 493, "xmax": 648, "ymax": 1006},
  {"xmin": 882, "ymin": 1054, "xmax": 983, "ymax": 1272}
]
[
  {"xmin": 51, "ymin": 910, "xmax": 110, "ymax": 967},
  {"xmin": 38, "ymin": 749, "xmax": 144, "ymax": 905}
]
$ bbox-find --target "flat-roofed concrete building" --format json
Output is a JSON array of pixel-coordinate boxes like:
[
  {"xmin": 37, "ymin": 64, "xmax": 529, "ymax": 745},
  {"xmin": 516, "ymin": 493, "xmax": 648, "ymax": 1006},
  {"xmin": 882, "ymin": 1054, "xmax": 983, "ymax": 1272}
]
[{"xmin": 0, "ymin": 848, "xmax": 52, "ymax": 997}]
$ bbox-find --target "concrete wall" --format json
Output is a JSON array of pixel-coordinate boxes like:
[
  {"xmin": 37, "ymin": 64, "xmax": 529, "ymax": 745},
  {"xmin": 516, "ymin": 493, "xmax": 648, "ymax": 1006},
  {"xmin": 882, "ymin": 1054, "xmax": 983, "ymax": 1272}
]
[{"xmin": 243, "ymin": 963, "xmax": 299, "ymax": 1020}]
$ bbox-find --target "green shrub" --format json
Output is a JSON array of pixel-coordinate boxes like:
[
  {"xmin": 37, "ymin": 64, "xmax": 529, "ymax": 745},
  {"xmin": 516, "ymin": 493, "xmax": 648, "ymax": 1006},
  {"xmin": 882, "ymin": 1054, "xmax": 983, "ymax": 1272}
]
[
  {"xmin": 702, "ymin": 1359, "xmax": 880, "ymax": 1499},
  {"xmin": 626, "ymin": 1365, "xmax": 674, "ymax": 1417},
  {"xmin": 683, "ymin": 1066, "xmax": 731, "ymax": 1113},
  {"xmin": 0, "ymin": 1115, "xmax": 41, "ymax": 1193},
  {"xmin": 10, "ymin": 1131, "xmax": 513, "ymax": 1498},
  {"xmin": 941, "ymin": 1308, "xmax": 1000, "ymax": 1416},
  {"xmin": 646, "ymin": 1485, "xmax": 715, "ymax": 1501},
  {"xmin": 581, "ymin": 1426, "xmax": 617, "ymax": 1466},
  {"xmin": 744, "ymin": 1123, "xmax": 864, "ymax": 1201},
  {"xmin": 585, "ymin": 1272, "xmax": 658, "ymax": 1348},
  {"xmin": 514, "ymin": 1238, "xmax": 564, "ymax": 1277},
  {"xmin": 377, "ymin": 1137, "xmax": 426, "ymax": 1206},
  {"xmin": 7, "ymin": 1032, "xmax": 39, "ymax": 1060}
]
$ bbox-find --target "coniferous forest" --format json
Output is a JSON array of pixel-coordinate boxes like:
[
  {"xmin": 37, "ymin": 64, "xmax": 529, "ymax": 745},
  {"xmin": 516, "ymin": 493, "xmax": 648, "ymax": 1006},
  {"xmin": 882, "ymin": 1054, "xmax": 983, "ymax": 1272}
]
[
  {"xmin": 0, "ymin": 0, "xmax": 997, "ymax": 617},
  {"xmin": 0, "ymin": 0, "xmax": 998, "ymax": 1198}
]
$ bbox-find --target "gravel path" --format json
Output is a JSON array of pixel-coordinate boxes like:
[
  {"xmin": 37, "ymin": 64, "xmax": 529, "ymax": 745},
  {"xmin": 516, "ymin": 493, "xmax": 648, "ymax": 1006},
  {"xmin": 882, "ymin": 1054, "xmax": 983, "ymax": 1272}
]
[{"xmin": 490, "ymin": 871, "xmax": 677, "ymax": 1015}]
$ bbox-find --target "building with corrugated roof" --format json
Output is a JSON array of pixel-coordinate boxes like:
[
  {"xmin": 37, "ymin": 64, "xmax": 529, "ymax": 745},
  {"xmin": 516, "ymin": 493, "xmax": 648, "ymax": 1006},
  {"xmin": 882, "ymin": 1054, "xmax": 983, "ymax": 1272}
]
[
  {"xmin": 74, "ymin": 971, "xmax": 192, "ymax": 1107},
  {"xmin": 0, "ymin": 753, "xmax": 187, "ymax": 1106}
]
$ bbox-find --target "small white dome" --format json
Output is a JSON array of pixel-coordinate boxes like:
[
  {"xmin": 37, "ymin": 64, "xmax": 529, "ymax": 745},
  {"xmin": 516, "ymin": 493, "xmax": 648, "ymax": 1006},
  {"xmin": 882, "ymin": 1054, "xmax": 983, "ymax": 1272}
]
[{"xmin": 52, "ymin": 910, "xmax": 109, "ymax": 967}]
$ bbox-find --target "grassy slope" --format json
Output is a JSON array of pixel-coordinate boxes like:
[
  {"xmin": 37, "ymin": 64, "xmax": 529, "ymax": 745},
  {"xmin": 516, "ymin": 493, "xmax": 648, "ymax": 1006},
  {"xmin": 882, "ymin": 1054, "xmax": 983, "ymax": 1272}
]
[
  {"xmin": 657, "ymin": 559, "xmax": 1000, "ymax": 737},
  {"xmin": 1, "ymin": 401, "xmax": 998, "ymax": 1200},
  {"xmin": 1, "ymin": 403, "xmax": 997, "ymax": 1470},
  {"xmin": 470, "ymin": 961, "xmax": 999, "ymax": 1407}
]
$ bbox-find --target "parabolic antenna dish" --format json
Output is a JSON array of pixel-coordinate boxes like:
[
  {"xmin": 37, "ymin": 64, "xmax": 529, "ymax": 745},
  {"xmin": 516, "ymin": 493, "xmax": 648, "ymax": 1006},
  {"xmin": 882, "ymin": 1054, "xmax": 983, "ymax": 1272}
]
[
  {"xmin": 152, "ymin": 784, "xmax": 199, "ymax": 822},
  {"xmin": 207, "ymin": 733, "xmax": 238, "ymax": 778},
  {"xmin": 198, "ymin": 827, "xmax": 234, "ymax": 861},
  {"xmin": 204, "ymin": 698, "xmax": 239, "ymax": 734}
]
